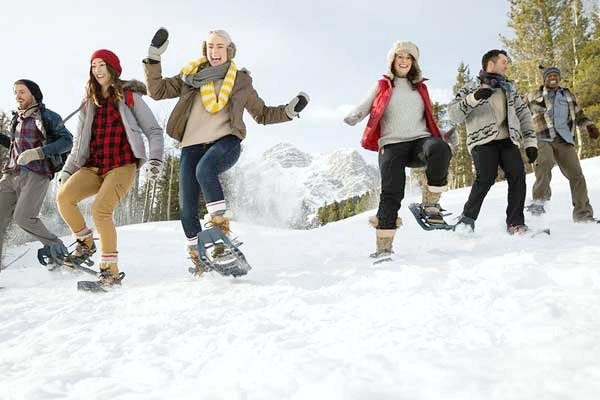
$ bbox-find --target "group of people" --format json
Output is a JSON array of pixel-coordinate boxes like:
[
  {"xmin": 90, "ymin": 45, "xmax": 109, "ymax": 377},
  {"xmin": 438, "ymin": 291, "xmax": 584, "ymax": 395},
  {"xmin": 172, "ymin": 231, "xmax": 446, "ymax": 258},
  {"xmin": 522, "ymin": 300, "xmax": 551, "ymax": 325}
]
[
  {"xmin": 0, "ymin": 30, "xmax": 597, "ymax": 286},
  {"xmin": 344, "ymin": 43, "xmax": 598, "ymax": 258}
]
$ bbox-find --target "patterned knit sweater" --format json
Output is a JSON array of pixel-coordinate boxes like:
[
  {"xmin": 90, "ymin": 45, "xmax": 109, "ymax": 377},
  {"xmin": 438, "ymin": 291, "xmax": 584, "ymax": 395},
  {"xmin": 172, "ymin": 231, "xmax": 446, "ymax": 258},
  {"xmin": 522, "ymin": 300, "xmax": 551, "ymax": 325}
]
[{"xmin": 448, "ymin": 80, "xmax": 537, "ymax": 153}]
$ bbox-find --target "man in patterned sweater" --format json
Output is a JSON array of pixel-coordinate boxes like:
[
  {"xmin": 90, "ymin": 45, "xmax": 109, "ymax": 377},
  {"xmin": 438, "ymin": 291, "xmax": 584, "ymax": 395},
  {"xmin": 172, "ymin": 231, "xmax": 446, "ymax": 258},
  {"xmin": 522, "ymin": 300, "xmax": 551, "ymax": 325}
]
[
  {"xmin": 448, "ymin": 50, "xmax": 537, "ymax": 234},
  {"xmin": 526, "ymin": 66, "xmax": 599, "ymax": 223},
  {"xmin": 0, "ymin": 80, "xmax": 72, "ymax": 261}
]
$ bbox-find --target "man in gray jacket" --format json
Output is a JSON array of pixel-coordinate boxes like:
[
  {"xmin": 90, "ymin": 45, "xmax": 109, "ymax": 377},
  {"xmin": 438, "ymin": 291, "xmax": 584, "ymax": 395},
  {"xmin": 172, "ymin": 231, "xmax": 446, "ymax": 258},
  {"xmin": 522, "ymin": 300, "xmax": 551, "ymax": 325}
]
[
  {"xmin": 448, "ymin": 50, "xmax": 537, "ymax": 234},
  {"xmin": 0, "ymin": 80, "xmax": 72, "ymax": 263}
]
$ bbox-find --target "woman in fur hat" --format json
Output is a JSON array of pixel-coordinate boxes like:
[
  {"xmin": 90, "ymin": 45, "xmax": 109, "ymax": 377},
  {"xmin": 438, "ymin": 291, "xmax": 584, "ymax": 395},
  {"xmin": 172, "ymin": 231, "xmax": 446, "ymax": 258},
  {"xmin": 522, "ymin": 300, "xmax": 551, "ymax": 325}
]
[
  {"xmin": 143, "ymin": 28, "xmax": 309, "ymax": 275},
  {"xmin": 56, "ymin": 49, "xmax": 164, "ymax": 288},
  {"xmin": 344, "ymin": 41, "xmax": 452, "ymax": 258}
]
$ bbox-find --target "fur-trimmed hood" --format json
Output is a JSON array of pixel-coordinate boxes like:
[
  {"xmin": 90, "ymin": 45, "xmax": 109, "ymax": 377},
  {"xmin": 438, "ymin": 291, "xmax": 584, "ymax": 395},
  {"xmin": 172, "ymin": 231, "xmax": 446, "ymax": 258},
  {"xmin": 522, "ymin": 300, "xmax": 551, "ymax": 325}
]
[
  {"xmin": 122, "ymin": 79, "xmax": 148, "ymax": 95},
  {"xmin": 384, "ymin": 41, "xmax": 423, "ymax": 85}
]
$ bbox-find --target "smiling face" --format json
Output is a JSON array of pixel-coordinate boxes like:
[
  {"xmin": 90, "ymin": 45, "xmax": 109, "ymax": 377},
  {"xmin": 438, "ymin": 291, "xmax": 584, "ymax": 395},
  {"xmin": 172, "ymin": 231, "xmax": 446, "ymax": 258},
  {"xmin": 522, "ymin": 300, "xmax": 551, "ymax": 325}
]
[
  {"xmin": 206, "ymin": 33, "xmax": 229, "ymax": 67},
  {"xmin": 90, "ymin": 58, "xmax": 113, "ymax": 88},
  {"xmin": 14, "ymin": 84, "xmax": 35, "ymax": 110},
  {"xmin": 544, "ymin": 72, "xmax": 561, "ymax": 89},
  {"xmin": 393, "ymin": 52, "xmax": 413, "ymax": 78}
]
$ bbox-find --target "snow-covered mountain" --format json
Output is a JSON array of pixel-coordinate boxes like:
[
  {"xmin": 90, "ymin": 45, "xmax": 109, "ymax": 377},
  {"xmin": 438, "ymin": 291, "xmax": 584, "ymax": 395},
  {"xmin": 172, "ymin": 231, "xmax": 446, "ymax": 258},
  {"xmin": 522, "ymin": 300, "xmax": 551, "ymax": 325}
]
[
  {"xmin": 225, "ymin": 143, "xmax": 380, "ymax": 228},
  {"xmin": 2, "ymin": 157, "xmax": 600, "ymax": 399}
]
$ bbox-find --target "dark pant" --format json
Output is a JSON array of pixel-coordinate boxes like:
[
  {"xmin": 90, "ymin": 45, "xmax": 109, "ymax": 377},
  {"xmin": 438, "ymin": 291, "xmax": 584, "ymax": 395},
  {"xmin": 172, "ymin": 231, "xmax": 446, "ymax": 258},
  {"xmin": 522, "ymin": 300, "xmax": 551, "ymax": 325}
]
[
  {"xmin": 462, "ymin": 139, "xmax": 526, "ymax": 226},
  {"xmin": 376, "ymin": 136, "xmax": 452, "ymax": 229},
  {"xmin": 179, "ymin": 135, "xmax": 241, "ymax": 239}
]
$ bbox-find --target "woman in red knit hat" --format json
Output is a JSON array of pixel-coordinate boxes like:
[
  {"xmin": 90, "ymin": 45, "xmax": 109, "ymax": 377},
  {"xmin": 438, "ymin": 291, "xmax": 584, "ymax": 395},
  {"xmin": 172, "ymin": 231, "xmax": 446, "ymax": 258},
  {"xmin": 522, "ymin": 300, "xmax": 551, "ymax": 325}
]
[{"xmin": 56, "ymin": 49, "xmax": 164, "ymax": 289}]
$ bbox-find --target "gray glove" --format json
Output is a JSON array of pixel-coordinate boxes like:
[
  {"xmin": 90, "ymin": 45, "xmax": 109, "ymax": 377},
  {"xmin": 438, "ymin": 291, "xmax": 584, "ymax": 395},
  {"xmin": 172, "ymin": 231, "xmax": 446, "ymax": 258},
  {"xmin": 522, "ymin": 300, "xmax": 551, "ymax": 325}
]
[
  {"xmin": 285, "ymin": 92, "xmax": 310, "ymax": 119},
  {"xmin": 16, "ymin": 147, "xmax": 44, "ymax": 165},
  {"xmin": 343, "ymin": 112, "xmax": 363, "ymax": 126},
  {"xmin": 56, "ymin": 170, "xmax": 71, "ymax": 187},
  {"xmin": 144, "ymin": 159, "xmax": 163, "ymax": 181},
  {"xmin": 148, "ymin": 28, "xmax": 169, "ymax": 61}
]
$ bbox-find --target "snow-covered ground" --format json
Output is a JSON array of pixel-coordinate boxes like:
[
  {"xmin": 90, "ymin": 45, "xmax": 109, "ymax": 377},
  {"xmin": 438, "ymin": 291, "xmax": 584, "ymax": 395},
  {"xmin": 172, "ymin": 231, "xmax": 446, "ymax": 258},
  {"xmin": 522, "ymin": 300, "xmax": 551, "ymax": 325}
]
[{"xmin": 2, "ymin": 158, "xmax": 600, "ymax": 400}]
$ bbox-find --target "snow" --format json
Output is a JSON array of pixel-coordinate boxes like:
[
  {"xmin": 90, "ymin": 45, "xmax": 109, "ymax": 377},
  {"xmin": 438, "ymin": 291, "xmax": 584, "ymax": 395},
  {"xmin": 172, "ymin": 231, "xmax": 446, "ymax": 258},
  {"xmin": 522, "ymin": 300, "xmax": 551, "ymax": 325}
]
[{"xmin": 2, "ymin": 157, "xmax": 600, "ymax": 400}]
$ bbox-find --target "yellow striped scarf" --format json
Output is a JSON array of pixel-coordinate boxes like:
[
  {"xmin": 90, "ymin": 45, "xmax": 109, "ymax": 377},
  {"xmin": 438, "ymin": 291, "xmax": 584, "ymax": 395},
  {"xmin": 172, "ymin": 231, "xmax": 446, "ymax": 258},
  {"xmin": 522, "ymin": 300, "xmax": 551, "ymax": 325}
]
[{"xmin": 181, "ymin": 57, "xmax": 238, "ymax": 114}]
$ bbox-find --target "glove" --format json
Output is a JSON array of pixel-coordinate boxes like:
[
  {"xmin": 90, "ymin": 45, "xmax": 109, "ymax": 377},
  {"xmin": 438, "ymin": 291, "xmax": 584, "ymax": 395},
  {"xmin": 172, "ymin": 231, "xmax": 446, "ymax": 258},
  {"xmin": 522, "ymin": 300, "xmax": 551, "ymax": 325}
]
[
  {"xmin": 144, "ymin": 159, "xmax": 163, "ymax": 181},
  {"xmin": 587, "ymin": 124, "xmax": 599, "ymax": 139},
  {"xmin": 525, "ymin": 147, "xmax": 538, "ymax": 164},
  {"xmin": 343, "ymin": 112, "xmax": 363, "ymax": 126},
  {"xmin": 473, "ymin": 88, "xmax": 493, "ymax": 101},
  {"xmin": 148, "ymin": 27, "xmax": 169, "ymax": 61},
  {"xmin": 16, "ymin": 147, "xmax": 44, "ymax": 165},
  {"xmin": 285, "ymin": 92, "xmax": 310, "ymax": 119},
  {"xmin": 56, "ymin": 170, "xmax": 71, "ymax": 187}
]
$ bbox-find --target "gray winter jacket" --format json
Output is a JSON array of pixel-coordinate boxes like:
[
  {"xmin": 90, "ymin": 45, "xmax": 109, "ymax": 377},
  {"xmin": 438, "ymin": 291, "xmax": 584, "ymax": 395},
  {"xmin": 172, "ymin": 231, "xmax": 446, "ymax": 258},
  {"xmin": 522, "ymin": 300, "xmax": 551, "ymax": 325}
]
[
  {"xmin": 63, "ymin": 80, "xmax": 164, "ymax": 174},
  {"xmin": 448, "ymin": 80, "xmax": 537, "ymax": 153}
]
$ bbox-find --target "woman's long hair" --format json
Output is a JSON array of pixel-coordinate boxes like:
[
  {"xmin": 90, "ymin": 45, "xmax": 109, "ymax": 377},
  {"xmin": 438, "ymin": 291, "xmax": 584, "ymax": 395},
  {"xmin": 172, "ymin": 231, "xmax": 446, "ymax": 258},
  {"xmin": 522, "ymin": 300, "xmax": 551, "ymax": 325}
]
[{"xmin": 85, "ymin": 63, "xmax": 124, "ymax": 107}]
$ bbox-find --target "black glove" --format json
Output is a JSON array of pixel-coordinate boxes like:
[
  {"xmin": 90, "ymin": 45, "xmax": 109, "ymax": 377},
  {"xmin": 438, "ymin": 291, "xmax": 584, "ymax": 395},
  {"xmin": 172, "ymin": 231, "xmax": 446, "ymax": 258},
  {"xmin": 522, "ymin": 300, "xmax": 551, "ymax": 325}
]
[
  {"xmin": 473, "ymin": 88, "xmax": 493, "ymax": 101},
  {"xmin": 294, "ymin": 93, "xmax": 309, "ymax": 113},
  {"xmin": 151, "ymin": 27, "xmax": 169, "ymax": 48},
  {"xmin": 525, "ymin": 147, "xmax": 538, "ymax": 164}
]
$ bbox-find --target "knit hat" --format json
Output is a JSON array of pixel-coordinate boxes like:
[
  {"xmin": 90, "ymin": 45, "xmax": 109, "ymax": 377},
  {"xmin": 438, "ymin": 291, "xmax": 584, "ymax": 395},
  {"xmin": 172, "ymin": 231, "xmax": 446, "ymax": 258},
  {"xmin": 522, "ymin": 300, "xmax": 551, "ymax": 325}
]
[
  {"xmin": 385, "ymin": 41, "xmax": 422, "ymax": 84},
  {"xmin": 15, "ymin": 79, "xmax": 43, "ymax": 103},
  {"xmin": 90, "ymin": 49, "xmax": 122, "ymax": 75},
  {"xmin": 543, "ymin": 66, "xmax": 561, "ymax": 82}
]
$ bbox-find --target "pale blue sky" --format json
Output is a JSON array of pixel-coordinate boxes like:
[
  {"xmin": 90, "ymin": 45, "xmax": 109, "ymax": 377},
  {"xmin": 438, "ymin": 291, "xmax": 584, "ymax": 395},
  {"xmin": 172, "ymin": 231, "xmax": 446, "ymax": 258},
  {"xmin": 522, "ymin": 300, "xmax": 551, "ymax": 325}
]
[{"xmin": 1, "ymin": 0, "xmax": 519, "ymax": 161}]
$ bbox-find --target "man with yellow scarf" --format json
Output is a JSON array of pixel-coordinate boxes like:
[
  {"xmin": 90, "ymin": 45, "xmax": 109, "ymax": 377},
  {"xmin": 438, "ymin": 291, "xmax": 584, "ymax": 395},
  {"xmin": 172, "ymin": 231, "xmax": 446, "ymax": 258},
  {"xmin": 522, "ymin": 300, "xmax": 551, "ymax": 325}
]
[{"xmin": 143, "ymin": 28, "xmax": 309, "ymax": 276}]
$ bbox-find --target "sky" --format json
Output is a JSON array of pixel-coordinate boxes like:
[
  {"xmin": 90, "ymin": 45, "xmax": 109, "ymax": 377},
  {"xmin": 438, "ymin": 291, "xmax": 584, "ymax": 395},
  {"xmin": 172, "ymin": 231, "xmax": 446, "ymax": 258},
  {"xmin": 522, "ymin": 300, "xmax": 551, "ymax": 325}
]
[{"xmin": 1, "ymin": 0, "xmax": 517, "ymax": 162}]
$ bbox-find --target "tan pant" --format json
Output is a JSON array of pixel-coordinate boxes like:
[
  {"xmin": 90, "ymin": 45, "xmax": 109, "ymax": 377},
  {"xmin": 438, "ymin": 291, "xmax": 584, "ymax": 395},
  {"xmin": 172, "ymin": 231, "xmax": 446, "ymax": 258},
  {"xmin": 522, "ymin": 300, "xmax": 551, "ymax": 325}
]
[
  {"xmin": 56, "ymin": 164, "xmax": 136, "ymax": 254},
  {"xmin": 532, "ymin": 139, "xmax": 593, "ymax": 221}
]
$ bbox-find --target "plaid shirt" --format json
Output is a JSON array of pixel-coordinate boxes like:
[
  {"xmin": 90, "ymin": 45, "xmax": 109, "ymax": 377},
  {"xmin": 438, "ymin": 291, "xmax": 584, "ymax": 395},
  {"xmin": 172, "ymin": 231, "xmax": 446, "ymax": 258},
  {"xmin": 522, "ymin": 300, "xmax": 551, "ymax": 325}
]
[
  {"xmin": 4, "ymin": 106, "xmax": 52, "ymax": 177},
  {"xmin": 526, "ymin": 86, "xmax": 592, "ymax": 142},
  {"xmin": 86, "ymin": 97, "xmax": 137, "ymax": 173}
]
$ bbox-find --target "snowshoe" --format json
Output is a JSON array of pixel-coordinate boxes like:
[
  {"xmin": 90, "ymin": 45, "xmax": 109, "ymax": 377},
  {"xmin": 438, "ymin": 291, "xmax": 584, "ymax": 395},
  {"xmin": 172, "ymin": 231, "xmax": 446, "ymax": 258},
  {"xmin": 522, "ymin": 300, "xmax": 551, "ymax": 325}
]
[
  {"xmin": 408, "ymin": 203, "xmax": 454, "ymax": 231},
  {"xmin": 37, "ymin": 245, "xmax": 98, "ymax": 277},
  {"xmin": 77, "ymin": 271, "xmax": 126, "ymax": 293},
  {"xmin": 526, "ymin": 203, "xmax": 546, "ymax": 216},
  {"xmin": 195, "ymin": 227, "xmax": 252, "ymax": 278}
]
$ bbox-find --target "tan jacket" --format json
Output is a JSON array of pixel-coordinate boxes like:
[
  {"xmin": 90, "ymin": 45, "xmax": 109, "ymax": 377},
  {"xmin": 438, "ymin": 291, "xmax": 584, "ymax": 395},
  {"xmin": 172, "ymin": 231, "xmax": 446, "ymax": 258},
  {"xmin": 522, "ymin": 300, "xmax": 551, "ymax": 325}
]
[{"xmin": 143, "ymin": 61, "xmax": 291, "ymax": 142}]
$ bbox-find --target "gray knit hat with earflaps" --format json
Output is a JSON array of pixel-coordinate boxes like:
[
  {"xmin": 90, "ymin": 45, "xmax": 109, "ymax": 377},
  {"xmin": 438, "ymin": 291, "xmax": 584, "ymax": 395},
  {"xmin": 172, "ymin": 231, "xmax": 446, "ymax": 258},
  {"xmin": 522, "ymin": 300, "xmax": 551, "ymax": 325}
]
[{"xmin": 384, "ymin": 41, "xmax": 422, "ymax": 84}]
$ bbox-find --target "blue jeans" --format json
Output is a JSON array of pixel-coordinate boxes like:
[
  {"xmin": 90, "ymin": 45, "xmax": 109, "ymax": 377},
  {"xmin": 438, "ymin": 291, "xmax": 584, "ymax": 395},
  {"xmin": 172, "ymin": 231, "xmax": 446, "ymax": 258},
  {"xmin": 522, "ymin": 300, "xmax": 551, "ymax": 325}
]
[{"xmin": 179, "ymin": 135, "xmax": 241, "ymax": 239}]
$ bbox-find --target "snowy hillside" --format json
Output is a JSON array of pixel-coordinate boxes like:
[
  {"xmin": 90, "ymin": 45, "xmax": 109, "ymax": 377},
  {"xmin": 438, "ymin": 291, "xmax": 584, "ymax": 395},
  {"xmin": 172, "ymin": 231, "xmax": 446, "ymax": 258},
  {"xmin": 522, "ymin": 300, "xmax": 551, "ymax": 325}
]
[
  {"xmin": 226, "ymin": 143, "xmax": 379, "ymax": 228},
  {"xmin": 2, "ymin": 158, "xmax": 600, "ymax": 399}
]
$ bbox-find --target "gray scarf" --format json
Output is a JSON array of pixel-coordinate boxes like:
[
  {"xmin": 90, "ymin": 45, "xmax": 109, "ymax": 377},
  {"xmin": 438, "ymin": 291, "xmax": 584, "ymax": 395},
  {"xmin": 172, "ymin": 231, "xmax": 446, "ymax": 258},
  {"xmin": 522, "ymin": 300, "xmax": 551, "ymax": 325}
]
[{"xmin": 181, "ymin": 62, "xmax": 231, "ymax": 88}]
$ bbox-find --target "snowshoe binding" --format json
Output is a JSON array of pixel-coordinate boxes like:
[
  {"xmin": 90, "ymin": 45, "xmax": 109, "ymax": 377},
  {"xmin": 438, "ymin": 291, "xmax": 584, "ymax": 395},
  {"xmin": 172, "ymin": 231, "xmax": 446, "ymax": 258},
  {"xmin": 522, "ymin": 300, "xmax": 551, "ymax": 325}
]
[
  {"xmin": 408, "ymin": 203, "xmax": 454, "ymax": 231},
  {"xmin": 195, "ymin": 227, "xmax": 251, "ymax": 278}
]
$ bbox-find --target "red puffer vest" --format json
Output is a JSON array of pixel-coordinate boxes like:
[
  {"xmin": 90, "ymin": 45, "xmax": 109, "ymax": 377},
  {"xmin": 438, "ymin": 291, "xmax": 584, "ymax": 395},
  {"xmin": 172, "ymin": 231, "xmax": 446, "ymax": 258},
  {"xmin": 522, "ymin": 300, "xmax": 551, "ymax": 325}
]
[{"xmin": 361, "ymin": 77, "xmax": 441, "ymax": 151}]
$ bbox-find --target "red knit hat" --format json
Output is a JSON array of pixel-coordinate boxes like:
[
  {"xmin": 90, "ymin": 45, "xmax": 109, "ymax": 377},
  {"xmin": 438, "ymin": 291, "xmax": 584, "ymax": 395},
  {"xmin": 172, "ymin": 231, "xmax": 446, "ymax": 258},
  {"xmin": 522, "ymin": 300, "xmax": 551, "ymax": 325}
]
[{"xmin": 90, "ymin": 49, "xmax": 122, "ymax": 75}]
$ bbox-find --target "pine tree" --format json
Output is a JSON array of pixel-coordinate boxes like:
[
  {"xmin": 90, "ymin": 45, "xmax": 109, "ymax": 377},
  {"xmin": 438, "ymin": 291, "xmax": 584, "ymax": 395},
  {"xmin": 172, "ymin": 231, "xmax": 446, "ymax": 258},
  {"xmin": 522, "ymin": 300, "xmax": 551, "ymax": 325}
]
[
  {"xmin": 501, "ymin": 0, "xmax": 562, "ymax": 93},
  {"xmin": 449, "ymin": 62, "xmax": 474, "ymax": 189}
]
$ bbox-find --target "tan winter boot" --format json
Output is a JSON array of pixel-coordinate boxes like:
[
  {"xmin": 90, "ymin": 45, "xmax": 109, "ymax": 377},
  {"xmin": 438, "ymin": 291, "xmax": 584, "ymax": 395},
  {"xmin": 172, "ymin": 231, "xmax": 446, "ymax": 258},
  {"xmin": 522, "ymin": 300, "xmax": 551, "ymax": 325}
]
[
  {"xmin": 421, "ymin": 186, "xmax": 445, "ymax": 225},
  {"xmin": 187, "ymin": 245, "xmax": 207, "ymax": 276},
  {"xmin": 97, "ymin": 255, "xmax": 124, "ymax": 286},
  {"xmin": 65, "ymin": 228, "xmax": 96, "ymax": 266},
  {"xmin": 207, "ymin": 213, "xmax": 233, "ymax": 258},
  {"xmin": 370, "ymin": 228, "xmax": 396, "ymax": 258}
]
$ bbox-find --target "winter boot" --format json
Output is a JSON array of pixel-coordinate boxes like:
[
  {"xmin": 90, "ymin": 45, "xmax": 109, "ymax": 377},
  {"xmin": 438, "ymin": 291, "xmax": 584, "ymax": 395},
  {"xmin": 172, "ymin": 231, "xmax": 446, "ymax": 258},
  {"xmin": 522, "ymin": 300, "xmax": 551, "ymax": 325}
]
[
  {"xmin": 97, "ymin": 255, "xmax": 124, "ymax": 286},
  {"xmin": 454, "ymin": 214, "xmax": 475, "ymax": 232},
  {"xmin": 187, "ymin": 244, "xmax": 207, "ymax": 276},
  {"xmin": 207, "ymin": 213, "xmax": 232, "ymax": 258},
  {"xmin": 368, "ymin": 216, "xmax": 400, "ymax": 258},
  {"xmin": 526, "ymin": 202, "xmax": 546, "ymax": 216},
  {"xmin": 66, "ymin": 228, "xmax": 96, "ymax": 266},
  {"xmin": 370, "ymin": 229, "xmax": 396, "ymax": 258},
  {"xmin": 421, "ymin": 186, "xmax": 445, "ymax": 225},
  {"xmin": 507, "ymin": 224, "xmax": 529, "ymax": 235}
]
